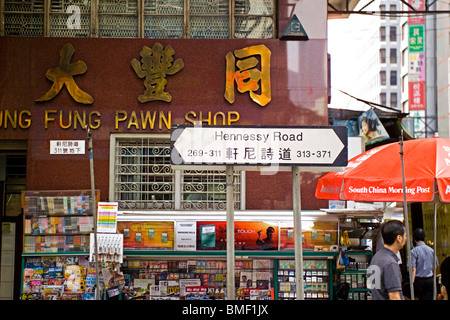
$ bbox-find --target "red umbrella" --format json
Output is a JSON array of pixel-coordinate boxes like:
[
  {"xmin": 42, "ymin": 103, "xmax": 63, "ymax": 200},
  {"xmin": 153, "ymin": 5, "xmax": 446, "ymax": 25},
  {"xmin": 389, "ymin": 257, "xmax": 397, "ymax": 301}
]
[
  {"xmin": 315, "ymin": 136, "xmax": 448, "ymax": 300},
  {"xmin": 316, "ymin": 136, "xmax": 450, "ymax": 203}
]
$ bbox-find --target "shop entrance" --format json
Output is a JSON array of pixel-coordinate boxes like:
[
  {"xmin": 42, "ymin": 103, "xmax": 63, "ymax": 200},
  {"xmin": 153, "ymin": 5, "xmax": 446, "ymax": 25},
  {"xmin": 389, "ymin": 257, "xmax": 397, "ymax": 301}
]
[{"xmin": 0, "ymin": 141, "xmax": 27, "ymax": 300}]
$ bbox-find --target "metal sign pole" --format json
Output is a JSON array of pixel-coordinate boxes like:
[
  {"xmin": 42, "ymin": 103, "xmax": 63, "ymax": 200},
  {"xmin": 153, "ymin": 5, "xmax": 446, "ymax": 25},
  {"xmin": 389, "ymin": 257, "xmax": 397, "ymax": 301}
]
[
  {"xmin": 292, "ymin": 166, "xmax": 304, "ymax": 300},
  {"xmin": 226, "ymin": 165, "xmax": 236, "ymax": 300},
  {"xmin": 87, "ymin": 127, "xmax": 100, "ymax": 300},
  {"xmin": 433, "ymin": 196, "xmax": 437, "ymax": 300},
  {"xmin": 400, "ymin": 133, "xmax": 414, "ymax": 300}
]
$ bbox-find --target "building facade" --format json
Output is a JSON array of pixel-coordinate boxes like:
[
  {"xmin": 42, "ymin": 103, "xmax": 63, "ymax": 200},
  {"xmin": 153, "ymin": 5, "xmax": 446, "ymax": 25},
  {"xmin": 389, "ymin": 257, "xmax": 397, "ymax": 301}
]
[
  {"xmin": 0, "ymin": 0, "xmax": 340, "ymax": 300},
  {"xmin": 329, "ymin": 0, "xmax": 402, "ymax": 111}
]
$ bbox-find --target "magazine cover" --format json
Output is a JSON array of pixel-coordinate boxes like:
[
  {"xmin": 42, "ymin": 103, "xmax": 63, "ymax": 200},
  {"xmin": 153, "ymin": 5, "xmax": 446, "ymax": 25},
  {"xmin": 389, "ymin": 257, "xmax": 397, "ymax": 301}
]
[{"xmin": 358, "ymin": 109, "xmax": 389, "ymax": 145}]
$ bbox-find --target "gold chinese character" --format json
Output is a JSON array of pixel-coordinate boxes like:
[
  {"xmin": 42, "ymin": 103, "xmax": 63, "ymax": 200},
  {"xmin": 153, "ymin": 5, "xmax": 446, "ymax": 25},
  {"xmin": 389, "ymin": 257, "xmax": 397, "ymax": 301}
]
[
  {"xmin": 131, "ymin": 43, "xmax": 184, "ymax": 103},
  {"xmin": 36, "ymin": 43, "xmax": 93, "ymax": 104},
  {"xmin": 224, "ymin": 44, "xmax": 271, "ymax": 107}
]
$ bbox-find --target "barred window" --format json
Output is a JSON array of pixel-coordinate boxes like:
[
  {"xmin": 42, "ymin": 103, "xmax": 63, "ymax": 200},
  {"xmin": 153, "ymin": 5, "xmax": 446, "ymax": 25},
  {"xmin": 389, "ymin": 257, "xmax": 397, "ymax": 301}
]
[
  {"xmin": 99, "ymin": 0, "xmax": 139, "ymax": 38},
  {"xmin": 182, "ymin": 169, "xmax": 241, "ymax": 210},
  {"xmin": 144, "ymin": 0, "xmax": 275, "ymax": 39},
  {"xmin": 234, "ymin": 0, "xmax": 274, "ymax": 39},
  {"xmin": 113, "ymin": 136, "xmax": 175, "ymax": 210},
  {"xmin": 50, "ymin": 0, "xmax": 91, "ymax": 37},
  {"xmin": 3, "ymin": 0, "xmax": 45, "ymax": 37},
  {"xmin": 2, "ymin": 0, "xmax": 275, "ymax": 39},
  {"xmin": 144, "ymin": 0, "xmax": 184, "ymax": 38},
  {"xmin": 111, "ymin": 135, "xmax": 242, "ymax": 211}
]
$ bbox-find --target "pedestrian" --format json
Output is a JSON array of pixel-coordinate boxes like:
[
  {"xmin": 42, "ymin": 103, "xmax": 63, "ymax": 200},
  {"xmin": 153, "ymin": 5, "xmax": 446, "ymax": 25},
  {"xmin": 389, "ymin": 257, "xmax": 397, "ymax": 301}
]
[
  {"xmin": 369, "ymin": 220, "xmax": 407, "ymax": 300},
  {"xmin": 411, "ymin": 228, "xmax": 438, "ymax": 300},
  {"xmin": 438, "ymin": 256, "xmax": 450, "ymax": 300}
]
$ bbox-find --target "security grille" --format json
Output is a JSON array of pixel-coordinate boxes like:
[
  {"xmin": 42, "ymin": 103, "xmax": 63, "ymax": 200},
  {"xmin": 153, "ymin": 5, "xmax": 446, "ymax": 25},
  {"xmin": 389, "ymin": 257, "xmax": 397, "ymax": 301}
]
[
  {"xmin": 144, "ymin": 0, "xmax": 184, "ymax": 39},
  {"xmin": 113, "ymin": 136, "xmax": 175, "ymax": 210},
  {"xmin": 99, "ymin": 0, "xmax": 139, "ymax": 38},
  {"xmin": 182, "ymin": 169, "xmax": 241, "ymax": 210},
  {"xmin": 50, "ymin": 0, "xmax": 90, "ymax": 37},
  {"xmin": 3, "ymin": 0, "xmax": 45, "ymax": 36},
  {"xmin": 112, "ymin": 135, "xmax": 242, "ymax": 211},
  {"xmin": 235, "ymin": 0, "xmax": 274, "ymax": 39},
  {"xmin": 2, "ymin": 0, "xmax": 275, "ymax": 39}
]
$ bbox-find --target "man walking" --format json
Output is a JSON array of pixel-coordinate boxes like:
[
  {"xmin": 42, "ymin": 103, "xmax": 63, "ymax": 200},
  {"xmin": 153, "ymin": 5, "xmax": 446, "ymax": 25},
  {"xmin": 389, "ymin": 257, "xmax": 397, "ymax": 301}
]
[
  {"xmin": 369, "ymin": 220, "xmax": 407, "ymax": 300},
  {"xmin": 411, "ymin": 228, "xmax": 437, "ymax": 300}
]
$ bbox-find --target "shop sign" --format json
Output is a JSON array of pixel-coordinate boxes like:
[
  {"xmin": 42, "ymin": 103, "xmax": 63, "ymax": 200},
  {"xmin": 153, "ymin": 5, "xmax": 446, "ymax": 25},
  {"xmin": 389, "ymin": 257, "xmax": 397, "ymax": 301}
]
[
  {"xmin": 409, "ymin": 25, "xmax": 424, "ymax": 52},
  {"xmin": 170, "ymin": 125, "xmax": 347, "ymax": 168},
  {"xmin": 196, "ymin": 221, "xmax": 279, "ymax": 251},
  {"xmin": 96, "ymin": 202, "xmax": 119, "ymax": 234},
  {"xmin": 50, "ymin": 140, "xmax": 85, "ymax": 154},
  {"xmin": 407, "ymin": 0, "xmax": 425, "ymax": 25},
  {"xmin": 118, "ymin": 221, "xmax": 174, "ymax": 249},
  {"xmin": 1, "ymin": 42, "xmax": 274, "ymax": 131},
  {"xmin": 409, "ymin": 81, "xmax": 426, "ymax": 111},
  {"xmin": 175, "ymin": 221, "xmax": 197, "ymax": 251},
  {"xmin": 33, "ymin": 42, "xmax": 270, "ymax": 107},
  {"xmin": 407, "ymin": 0, "xmax": 425, "ymax": 111},
  {"xmin": 131, "ymin": 43, "xmax": 184, "ymax": 103},
  {"xmin": 36, "ymin": 43, "xmax": 94, "ymax": 105},
  {"xmin": 224, "ymin": 44, "xmax": 271, "ymax": 106}
]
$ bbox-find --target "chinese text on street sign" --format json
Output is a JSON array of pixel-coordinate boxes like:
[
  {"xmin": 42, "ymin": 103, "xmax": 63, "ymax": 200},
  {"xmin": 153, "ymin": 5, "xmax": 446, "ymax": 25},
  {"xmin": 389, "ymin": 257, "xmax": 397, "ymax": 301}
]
[{"xmin": 170, "ymin": 125, "xmax": 347, "ymax": 168}]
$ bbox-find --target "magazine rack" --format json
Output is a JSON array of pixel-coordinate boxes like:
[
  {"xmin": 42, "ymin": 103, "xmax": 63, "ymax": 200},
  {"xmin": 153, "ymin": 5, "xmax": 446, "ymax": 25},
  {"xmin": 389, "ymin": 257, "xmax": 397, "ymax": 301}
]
[{"xmin": 22, "ymin": 190, "xmax": 99, "ymax": 253}]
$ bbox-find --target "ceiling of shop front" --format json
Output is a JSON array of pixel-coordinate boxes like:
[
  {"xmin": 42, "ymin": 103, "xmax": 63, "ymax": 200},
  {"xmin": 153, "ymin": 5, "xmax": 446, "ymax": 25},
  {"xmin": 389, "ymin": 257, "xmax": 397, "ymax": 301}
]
[{"xmin": 328, "ymin": 0, "xmax": 361, "ymax": 19}]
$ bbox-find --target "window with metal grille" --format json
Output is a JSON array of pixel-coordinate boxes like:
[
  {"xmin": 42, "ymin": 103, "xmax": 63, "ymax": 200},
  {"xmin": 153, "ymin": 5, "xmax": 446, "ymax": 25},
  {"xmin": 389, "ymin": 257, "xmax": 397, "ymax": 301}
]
[
  {"xmin": 111, "ymin": 135, "xmax": 242, "ymax": 211},
  {"xmin": 3, "ymin": 0, "xmax": 45, "ymax": 36},
  {"xmin": 2, "ymin": 0, "xmax": 275, "ymax": 39},
  {"xmin": 112, "ymin": 136, "xmax": 175, "ymax": 210},
  {"xmin": 49, "ymin": 0, "xmax": 91, "ymax": 37},
  {"xmin": 181, "ymin": 169, "xmax": 241, "ymax": 210},
  {"xmin": 99, "ymin": 0, "xmax": 139, "ymax": 38}
]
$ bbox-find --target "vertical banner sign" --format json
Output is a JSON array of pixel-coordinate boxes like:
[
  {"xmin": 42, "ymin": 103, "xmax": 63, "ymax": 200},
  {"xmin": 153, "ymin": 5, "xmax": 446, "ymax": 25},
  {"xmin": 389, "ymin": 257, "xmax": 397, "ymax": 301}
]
[
  {"xmin": 408, "ymin": 0, "xmax": 425, "ymax": 111},
  {"xmin": 97, "ymin": 202, "xmax": 119, "ymax": 233}
]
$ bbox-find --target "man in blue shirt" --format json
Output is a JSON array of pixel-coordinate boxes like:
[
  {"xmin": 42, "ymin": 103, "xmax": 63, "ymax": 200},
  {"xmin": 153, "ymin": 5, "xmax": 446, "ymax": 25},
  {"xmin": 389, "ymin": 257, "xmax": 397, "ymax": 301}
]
[
  {"xmin": 411, "ymin": 228, "xmax": 438, "ymax": 300},
  {"xmin": 369, "ymin": 220, "xmax": 407, "ymax": 300}
]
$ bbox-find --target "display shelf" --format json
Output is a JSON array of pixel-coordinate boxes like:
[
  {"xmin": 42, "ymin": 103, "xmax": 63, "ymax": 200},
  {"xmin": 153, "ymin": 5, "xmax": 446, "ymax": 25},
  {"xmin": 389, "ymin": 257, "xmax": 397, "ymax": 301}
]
[
  {"xmin": 21, "ymin": 190, "xmax": 99, "ymax": 254},
  {"xmin": 22, "ymin": 190, "xmax": 99, "ymax": 215},
  {"xmin": 277, "ymin": 259, "xmax": 332, "ymax": 300},
  {"xmin": 122, "ymin": 250, "xmax": 339, "ymax": 257},
  {"xmin": 336, "ymin": 251, "xmax": 373, "ymax": 300},
  {"xmin": 22, "ymin": 252, "xmax": 89, "ymax": 256},
  {"xmin": 20, "ymin": 254, "xmax": 96, "ymax": 300},
  {"xmin": 121, "ymin": 257, "xmax": 274, "ymax": 300}
]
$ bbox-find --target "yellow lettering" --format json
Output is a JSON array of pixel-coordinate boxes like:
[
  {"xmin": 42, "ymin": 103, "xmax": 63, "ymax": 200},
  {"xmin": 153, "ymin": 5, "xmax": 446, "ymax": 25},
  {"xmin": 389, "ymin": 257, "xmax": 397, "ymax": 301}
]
[
  {"xmin": 5, "ymin": 110, "xmax": 17, "ymax": 128},
  {"xmin": 199, "ymin": 111, "xmax": 212, "ymax": 125},
  {"xmin": 159, "ymin": 111, "xmax": 171, "ymax": 130},
  {"xmin": 213, "ymin": 112, "xmax": 226, "ymax": 125},
  {"xmin": 228, "ymin": 111, "xmax": 240, "ymax": 125},
  {"xmin": 140, "ymin": 111, "xmax": 156, "ymax": 130},
  {"xmin": 184, "ymin": 111, "xmax": 240, "ymax": 126},
  {"xmin": 0, "ymin": 110, "xmax": 32, "ymax": 129},
  {"xmin": 45, "ymin": 110, "xmax": 57, "ymax": 129},
  {"xmin": 73, "ymin": 110, "xmax": 86, "ymax": 130},
  {"xmin": 127, "ymin": 111, "xmax": 139, "ymax": 129},
  {"xmin": 59, "ymin": 110, "xmax": 73, "ymax": 129},
  {"xmin": 89, "ymin": 111, "xmax": 101, "ymax": 129},
  {"xmin": 185, "ymin": 111, "xmax": 196, "ymax": 125},
  {"xmin": 115, "ymin": 110, "xmax": 127, "ymax": 129},
  {"xmin": 19, "ymin": 110, "xmax": 32, "ymax": 129}
]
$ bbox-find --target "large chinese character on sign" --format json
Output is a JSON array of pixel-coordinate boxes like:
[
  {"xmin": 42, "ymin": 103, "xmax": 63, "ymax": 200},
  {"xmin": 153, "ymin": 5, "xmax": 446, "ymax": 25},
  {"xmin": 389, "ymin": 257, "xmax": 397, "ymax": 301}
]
[
  {"xmin": 36, "ymin": 43, "xmax": 93, "ymax": 104},
  {"xmin": 131, "ymin": 43, "xmax": 184, "ymax": 103},
  {"xmin": 409, "ymin": 81, "xmax": 425, "ymax": 111},
  {"xmin": 224, "ymin": 45, "xmax": 271, "ymax": 107}
]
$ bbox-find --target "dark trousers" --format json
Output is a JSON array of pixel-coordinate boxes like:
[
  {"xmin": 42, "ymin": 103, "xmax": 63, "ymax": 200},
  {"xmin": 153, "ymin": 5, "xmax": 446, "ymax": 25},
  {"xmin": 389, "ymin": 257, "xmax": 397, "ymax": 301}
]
[{"xmin": 414, "ymin": 276, "xmax": 434, "ymax": 300}]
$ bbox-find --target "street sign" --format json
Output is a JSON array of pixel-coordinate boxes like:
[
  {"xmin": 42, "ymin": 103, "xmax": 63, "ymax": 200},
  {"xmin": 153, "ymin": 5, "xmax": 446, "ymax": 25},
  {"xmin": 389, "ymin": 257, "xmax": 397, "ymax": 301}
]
[{"xmin": 170, "ymin": 125, "xmax": 347, "ymax": 168}]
